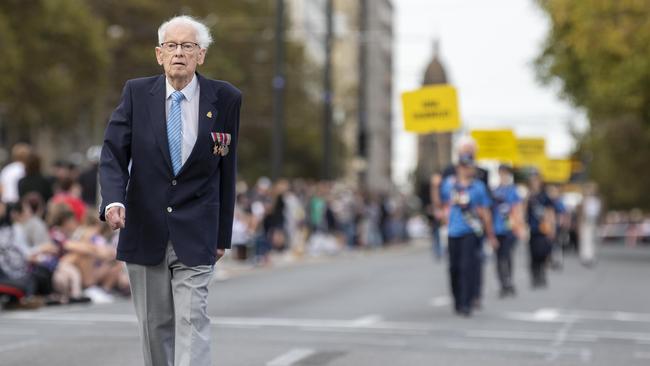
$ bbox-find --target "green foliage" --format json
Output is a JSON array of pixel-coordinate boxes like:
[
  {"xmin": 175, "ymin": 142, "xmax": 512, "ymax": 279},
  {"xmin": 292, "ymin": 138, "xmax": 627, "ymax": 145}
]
[
  {"xmin": 536, "ymin": 0, "xmax": 650, "ymax": 209},
  {"xmin": 0, "ymin": 0, "xmax": 339, "ymax": 181},
  {"xmin": 0, "ymin": 0, "xmax": 108, "ymax": 137}
]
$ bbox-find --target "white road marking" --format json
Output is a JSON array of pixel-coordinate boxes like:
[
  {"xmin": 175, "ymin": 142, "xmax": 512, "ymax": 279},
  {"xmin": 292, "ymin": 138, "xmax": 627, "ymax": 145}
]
[
  {"xmin": 267, "ymin": 348, "xmax": 315, "ymax": 366},
  {"xmin": 535, "ymin": 308, "xmax": 560, "ymax": 322},
  {"xmin": 504, "ymin": 308, "xmax": 650, "ymax": 323},
  {"xmin": 465, "ymin": 330, "xmax": 596, "ymax": 343},
  {"xmin": 4, "ymin": 310, "xmax": 650, "ymax": 344},
  {"xmin": 545, "ymin": 319, "xmax": 576, "ymax": 362},
  {"xmin": 212, "ymin": 316, "xmax": 432, "ymax": 333},
  {"xmin": 1, "ymin": 312, "xmax": 432, "ymax": 334},
  {"xmin": 429, "ymin": 296, "xmax": 451, "ymax": 307},
  {"xmin": 351, "ymin": 314, "xmax": 382, "ymax": 326},
  {"xmin": 299, "ymin": 326, "xmax": 428, "ymax": 336},
  {"xmin": 466, "ymin": 328, "xmax": 650, "ymax": 343}
]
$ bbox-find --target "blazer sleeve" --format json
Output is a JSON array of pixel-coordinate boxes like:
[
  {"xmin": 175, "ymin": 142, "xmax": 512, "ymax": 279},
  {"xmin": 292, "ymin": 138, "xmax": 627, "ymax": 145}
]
[
  {"xmin": 217, "ymin": 92, "xmax": 242, "ymax": 249},
  {"xmin": 98, "ymin": 81, "xmax": 133, "ymax": 221}
]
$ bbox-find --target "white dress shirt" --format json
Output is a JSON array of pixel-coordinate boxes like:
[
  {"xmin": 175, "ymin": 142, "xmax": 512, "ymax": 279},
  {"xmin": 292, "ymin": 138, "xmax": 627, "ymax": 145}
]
[{"xmin": 105, "ymin": 75, "xmax": 201, "ymax": 214}]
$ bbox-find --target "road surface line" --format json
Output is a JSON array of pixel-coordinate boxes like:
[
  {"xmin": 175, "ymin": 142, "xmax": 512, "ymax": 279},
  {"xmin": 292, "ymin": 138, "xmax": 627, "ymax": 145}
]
[
  {"xmin": 267, "ymin": 348, "xmax": 315, "ymax": 366},
  {"xmin": 465, "ymin": 330, "xmax": 596, "ymax": 343},
  {"xmin": 444, "ymin": 341, "xmax": 588, "ymax": 358},
  {"xmin": 1, "ymin": 312, "xmax": 433, "ymax": 333},
  {"xmin": 300, "ymin": 326, "xmax": 428, "ymax": 336},
  {"xmin": 429, "ymin": 295, "xmax": 451, "ymax": 307},
  {"xmin": 503, "ymin": 308, "xmax": 650, "ymax": 323},
  {"xmin": 545, "ymin": 319, "xmax": 576, "ymax": 362},
  {"xmin": 351, "ymin": 314, "xmax": 382, "ymax": 326}
]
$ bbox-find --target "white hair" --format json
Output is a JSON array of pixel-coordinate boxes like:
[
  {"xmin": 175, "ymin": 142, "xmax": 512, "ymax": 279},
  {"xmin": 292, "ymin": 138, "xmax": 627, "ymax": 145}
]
[
  {"xmin": 158, "ymin": 15, "xmax": 213, "ymax": 49},
  {"xmin": 457, "ymin": 135, "xmax": 477, "ymax": 153}
]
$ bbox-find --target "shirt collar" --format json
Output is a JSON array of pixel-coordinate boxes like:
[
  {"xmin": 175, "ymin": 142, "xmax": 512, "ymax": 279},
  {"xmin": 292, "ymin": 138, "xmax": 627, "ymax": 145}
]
[{"xmin": 165, "ymin": 73, "xmax": 198, "ymax": 102}]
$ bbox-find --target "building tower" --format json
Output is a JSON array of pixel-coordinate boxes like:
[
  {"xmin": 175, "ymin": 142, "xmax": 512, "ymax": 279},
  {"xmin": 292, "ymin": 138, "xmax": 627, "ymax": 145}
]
[{"xmin": 416, "ymin": 41, "xmax": 453, "ymax": 206}]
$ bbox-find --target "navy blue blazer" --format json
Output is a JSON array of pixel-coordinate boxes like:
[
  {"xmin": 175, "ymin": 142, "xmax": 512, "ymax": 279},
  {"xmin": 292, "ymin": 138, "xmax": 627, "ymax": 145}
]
[{"xmin": 99, "ymin": 73, "xmax": 242, "ymax": 266}]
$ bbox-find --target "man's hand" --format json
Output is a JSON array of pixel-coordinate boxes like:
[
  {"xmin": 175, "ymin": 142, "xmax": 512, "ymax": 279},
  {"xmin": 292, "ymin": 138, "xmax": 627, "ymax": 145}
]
[
  {"xmin": 107, "ymin": 206, "xmax": 126, "ymax": 231},
  {"xmin": 487, "ymin": 235, "xmax": 499, "ymax": 250},
  {"xmin": 215, "ymin": 249, "xmax": 226, "ymax": 262}
]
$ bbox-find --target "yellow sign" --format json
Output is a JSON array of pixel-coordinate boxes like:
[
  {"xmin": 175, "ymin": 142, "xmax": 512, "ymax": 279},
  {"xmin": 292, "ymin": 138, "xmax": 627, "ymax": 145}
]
[
  {"xmin": 543, "ymin": 159, "xmax": 572, "ymax": 183},
  {"xmin": 516, "ymin": 138, "xmax": 546, "ymax": 169},
  {"xmin": 401, "ymin": 85, "xmax": 460, "ymax": 133},
  {"xmin": 470, "ymin": 129, "xmax": 518, "ymax": 162}
]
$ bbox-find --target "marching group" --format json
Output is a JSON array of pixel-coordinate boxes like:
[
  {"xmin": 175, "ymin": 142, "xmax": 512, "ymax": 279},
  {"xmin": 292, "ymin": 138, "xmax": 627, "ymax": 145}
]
[{"xmin": 427, "ymin": 136, "xmax": 601, "ymax": 317}]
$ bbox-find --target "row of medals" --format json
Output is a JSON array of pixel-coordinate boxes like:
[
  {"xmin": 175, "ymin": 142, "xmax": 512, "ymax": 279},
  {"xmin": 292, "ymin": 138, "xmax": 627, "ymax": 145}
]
[{"xmin": 213, "ymin": 142, "xmax": 229, "ymax": 156}]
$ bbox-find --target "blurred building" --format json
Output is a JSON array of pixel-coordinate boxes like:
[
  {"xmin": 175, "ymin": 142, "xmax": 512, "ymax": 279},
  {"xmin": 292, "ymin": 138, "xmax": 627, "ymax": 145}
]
[
  {"xmin": 415, "ymin": 41, "xmax": 453, "ymax": 205},
  {"xmin": 287, "ymin": 0, "xmax": 394, "ymax": 192}
]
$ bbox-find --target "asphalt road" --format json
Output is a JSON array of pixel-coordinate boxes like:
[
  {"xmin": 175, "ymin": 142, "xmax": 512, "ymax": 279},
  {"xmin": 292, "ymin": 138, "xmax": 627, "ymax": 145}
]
[{"xmin": 1, "ymin": 240, "xmax": 649, "ymax": 366}]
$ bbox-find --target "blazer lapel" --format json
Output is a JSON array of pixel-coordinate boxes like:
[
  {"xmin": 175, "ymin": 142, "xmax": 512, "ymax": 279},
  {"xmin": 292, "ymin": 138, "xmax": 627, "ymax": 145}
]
[
  {"xmin": 178, "ymin": 73, "xmax": 219, "ymax": 176},
  {"xmin": 148, "ymin": 75, "xmax": 173, "ymax": 173}
]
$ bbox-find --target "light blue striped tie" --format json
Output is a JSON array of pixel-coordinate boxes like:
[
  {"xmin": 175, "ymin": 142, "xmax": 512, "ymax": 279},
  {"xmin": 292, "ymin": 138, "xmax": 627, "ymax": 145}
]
[{"xmin": 167, "ymin": 91, "xmax": 184, "ymax": 175}]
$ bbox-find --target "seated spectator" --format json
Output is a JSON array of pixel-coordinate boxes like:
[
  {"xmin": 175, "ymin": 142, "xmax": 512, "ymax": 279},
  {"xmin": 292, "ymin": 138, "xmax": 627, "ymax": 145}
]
[
  {"xmin": 51, "ymin": 177, "xmax": 86, "ymax": 223},
  {"xmin": 67, "ymin": 214, "xmax": 129, "ymax": 301},
  {"xmin": 13, "ymin": 193, "xmax": 49, "ymax": 249},
  {"xmin": 0, "ymin": 203, "xmax": 46, "ymax": 309},
  {"xmin": 45, "ymin": 203, "xmax": 89, "ymax": 304},
  {"xmin": 18, "ymin": 152, "xmax": 53, "ymax": 203}
]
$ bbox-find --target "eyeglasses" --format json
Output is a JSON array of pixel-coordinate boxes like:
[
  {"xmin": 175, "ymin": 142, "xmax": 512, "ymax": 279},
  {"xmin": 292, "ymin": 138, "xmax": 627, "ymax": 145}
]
[{"xmin": 160, "ymin": 42, "xmax": 200, "ymax": 53}]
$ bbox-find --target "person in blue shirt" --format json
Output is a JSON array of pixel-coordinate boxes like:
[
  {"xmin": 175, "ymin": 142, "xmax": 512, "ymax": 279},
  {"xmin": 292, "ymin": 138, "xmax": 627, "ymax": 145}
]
[
  {"xmin": 492, "ymin": 165, "xmax": 524, "ymax": 297},
  {"xmin": 437, "ymin": 137, "xmax": 491, "ymax": 310},
  {"xmin": 526, "ymin": 172, "xmax": 556, "ymax": 288},
  {"xmin": 438, "ymin": 154, "xmax": 497, "ymax": 317}
]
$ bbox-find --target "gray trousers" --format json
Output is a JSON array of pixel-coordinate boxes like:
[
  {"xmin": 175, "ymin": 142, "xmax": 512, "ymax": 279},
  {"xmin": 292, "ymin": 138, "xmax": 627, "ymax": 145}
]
[{"xmin": 127, "ymin": 243, "xmax": 214, "ymax": 366}]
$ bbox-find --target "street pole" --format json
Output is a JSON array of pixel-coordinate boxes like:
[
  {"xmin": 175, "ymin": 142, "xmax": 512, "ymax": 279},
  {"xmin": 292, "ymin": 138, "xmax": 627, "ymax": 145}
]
[
  {"xmin": 272, "ymin": 0, "xmax": 286, "ymax": 181},
  {"xmin": 323, "ymin": 0, "xmax": 334, "ymax": 181},
  {"xmin": 357, "ymin": 0, "xmax": 368, "ymax": 184}
]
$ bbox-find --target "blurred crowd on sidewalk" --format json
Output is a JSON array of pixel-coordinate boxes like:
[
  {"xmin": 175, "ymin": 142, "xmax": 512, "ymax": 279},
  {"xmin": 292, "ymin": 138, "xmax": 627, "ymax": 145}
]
[
  {"xmin": 0, "ymin": 143, "xmax": 128, "ymax": 309},
  {"xmin": 0, "ymin": 143, "xmax": 427, "ymax": 310},
  {"xmin": 2, "ymin": 140, "xmax": 644, "ymax": 313},
  {"xmin": 229, "ymin": 177, "xmax": 427, "ymax": 265}
]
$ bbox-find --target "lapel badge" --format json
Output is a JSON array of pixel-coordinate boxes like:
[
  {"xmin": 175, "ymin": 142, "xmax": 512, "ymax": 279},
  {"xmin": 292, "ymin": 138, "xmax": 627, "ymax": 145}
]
[{"xmin": 207, "ymin": 111, "xmax": 213, "ymax": 118}]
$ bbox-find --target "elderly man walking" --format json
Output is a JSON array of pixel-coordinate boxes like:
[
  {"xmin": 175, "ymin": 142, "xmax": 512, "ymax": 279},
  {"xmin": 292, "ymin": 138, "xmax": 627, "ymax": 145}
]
[{"xmin": 99, "ymin": 15, "xmax": 242, "ymax": 366}]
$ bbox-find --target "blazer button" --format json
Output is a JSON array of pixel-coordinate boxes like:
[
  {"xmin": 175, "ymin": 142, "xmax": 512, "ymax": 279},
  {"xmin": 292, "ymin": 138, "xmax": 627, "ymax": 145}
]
[
  {"xmin": 171, "ymin": 180, "xmax": 177, "ymax": 186},
  {"xmin": 167, "ymin": 207, "xmax": 173, "ymax": 213}
]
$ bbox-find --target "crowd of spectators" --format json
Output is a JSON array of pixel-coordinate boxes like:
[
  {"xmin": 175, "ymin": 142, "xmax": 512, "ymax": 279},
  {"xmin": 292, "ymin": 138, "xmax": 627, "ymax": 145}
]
[
  {"xmin": 230, "ymin": 178, "xmax": 418, "ymax": 265},
  {"xmin": 0, "ymin": 143, "xmax": 127, "ymax": 310},
  {"xmin": 0, "ymin": 143, "xmax": 422, "ymax": 309}
]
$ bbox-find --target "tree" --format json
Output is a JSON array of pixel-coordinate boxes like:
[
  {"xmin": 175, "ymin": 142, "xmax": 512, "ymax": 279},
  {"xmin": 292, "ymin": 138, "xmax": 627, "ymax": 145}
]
[
  {"xmin": 1, "ymin": 0, "xmax": 340, "ymax": 181},
  {"xmin": 87, "ymin": 0, "xmax": 335, "ymax": 182},
  {"xmin": 0, "ymin": 0, "xmax": 108, "ymax": 145},
  {"xmin": 535, "ymin": 0, "xmax": 650, "ymax": 209}
]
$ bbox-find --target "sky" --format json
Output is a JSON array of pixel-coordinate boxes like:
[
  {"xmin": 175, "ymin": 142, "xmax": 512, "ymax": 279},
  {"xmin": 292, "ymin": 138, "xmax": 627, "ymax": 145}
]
[{"xmin": 392, "ymin": 0, "xmax": 587, "ymax": 187}]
